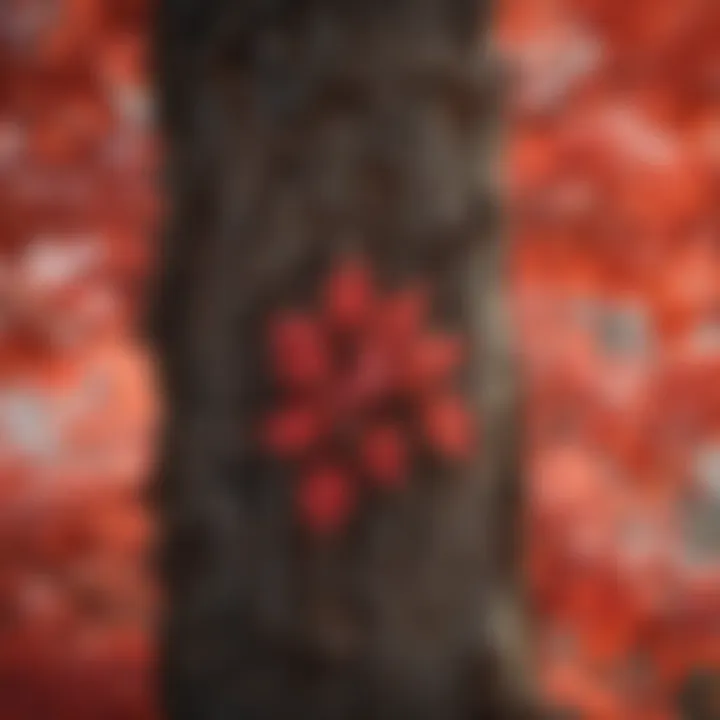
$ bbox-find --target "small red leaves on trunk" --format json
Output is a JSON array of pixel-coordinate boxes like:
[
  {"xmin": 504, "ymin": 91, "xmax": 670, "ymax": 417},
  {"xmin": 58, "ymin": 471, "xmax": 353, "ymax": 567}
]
[
  {"xmin": 423, "ymin": 395, "xmax": 475, "ymax": 462},
  {"xmin": 406, "ymin": 334, "xmax": 465, "ymax": 391},
  {"xmin": 263, "ymin": 258, "xmax": 474, "ymax": 533},
  {"xmin": 262, "ymin": 404, "xmax": 323, "ymax": 458},
  {"xmin": 268, "ymin": 313, "xmax": 329, "ymax": 389},
  {"xmin": 378, "ymin": 286, "xmax": 429, "ymax": 347},
  {"xmin": 324, "ymin": 258, "xmax": 374, "ymax": 331},
  {"xmin": 361, "ymin": 424, "xmax": 408, "ymax": 489},
  {"xmin": 297, "ymin": 465, "xmax": 356, "ymax": 535}
]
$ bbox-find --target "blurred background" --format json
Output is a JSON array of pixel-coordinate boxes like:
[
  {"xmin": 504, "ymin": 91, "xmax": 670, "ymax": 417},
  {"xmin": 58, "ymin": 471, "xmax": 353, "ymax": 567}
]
[{"xmin": 0, "ymin": 0, "xmax": 718, "ymax": 718}]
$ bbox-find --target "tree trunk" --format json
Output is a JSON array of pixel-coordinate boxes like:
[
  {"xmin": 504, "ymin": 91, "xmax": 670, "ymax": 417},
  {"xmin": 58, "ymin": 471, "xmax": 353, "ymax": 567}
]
[{"xmin": 150, "ymin": 1, "xmax": 539, "ymax": 718}]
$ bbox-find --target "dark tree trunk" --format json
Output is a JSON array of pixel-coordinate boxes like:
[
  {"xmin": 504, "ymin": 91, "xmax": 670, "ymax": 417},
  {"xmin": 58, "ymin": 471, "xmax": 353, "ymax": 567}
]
[{"xmin": 150, "ymin": 1, "xmax": 539, "ymax": 718}]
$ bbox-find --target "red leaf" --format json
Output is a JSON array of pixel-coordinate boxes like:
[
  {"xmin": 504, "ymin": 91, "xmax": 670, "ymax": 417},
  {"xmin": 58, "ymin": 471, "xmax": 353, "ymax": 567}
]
[
  {"xmin": 297, "ymin": 465, "xmax": 356, "ymax": 534},
  {"xmin": 325, "ymin": 257, "xmax": 374, "ymax": 330},
  {"xmin": 269, "ymin": 312, "xmax": 329, "ymax": 388},
  {"xmin": 406, "ymin": 333, "xmax": 465, "ymax": 390},
  {"xmin": 361, "ymin": 424, "xmax": 408, "ymax": 488},
  {"xmin": 423, "ymin": 395, "xmax": 476, "ymax": 461},
  {"xmin": 378, "ymin": 285, "xmax": 429, "ymax": 347},
  {"xmin": 262, "ymin": 404, "xmax": 323, "ymax": 457}
]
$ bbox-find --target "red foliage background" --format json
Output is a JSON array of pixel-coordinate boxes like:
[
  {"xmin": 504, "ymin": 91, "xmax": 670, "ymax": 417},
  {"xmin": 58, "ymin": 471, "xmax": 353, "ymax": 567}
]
[{"xmin": 0, "ymin": 0, "xmax": 718, "ymax": 717}]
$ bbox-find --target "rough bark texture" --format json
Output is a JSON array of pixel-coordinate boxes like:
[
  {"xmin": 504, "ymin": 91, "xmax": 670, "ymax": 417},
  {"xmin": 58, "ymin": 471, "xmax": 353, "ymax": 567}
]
[{"xmin": 151, "ymin": 1, "xmax": 539, "ymax": 718}]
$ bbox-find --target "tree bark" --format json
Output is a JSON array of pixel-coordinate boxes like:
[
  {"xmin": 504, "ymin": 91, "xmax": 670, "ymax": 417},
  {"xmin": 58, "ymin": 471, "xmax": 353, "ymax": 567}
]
[{"xmin": 150, "ymin": 1, "xmax": 540, "ymax": 718}]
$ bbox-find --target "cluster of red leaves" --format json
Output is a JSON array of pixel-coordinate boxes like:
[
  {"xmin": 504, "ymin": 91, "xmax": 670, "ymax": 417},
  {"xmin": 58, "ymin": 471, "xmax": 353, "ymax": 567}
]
[
  {"xmin": 500, "ymin": 0, "xmax": 720, "ymax": 717},
  {"xmin": 262, "ymin": 258, "xmax": 475, "ymax": 534}
]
